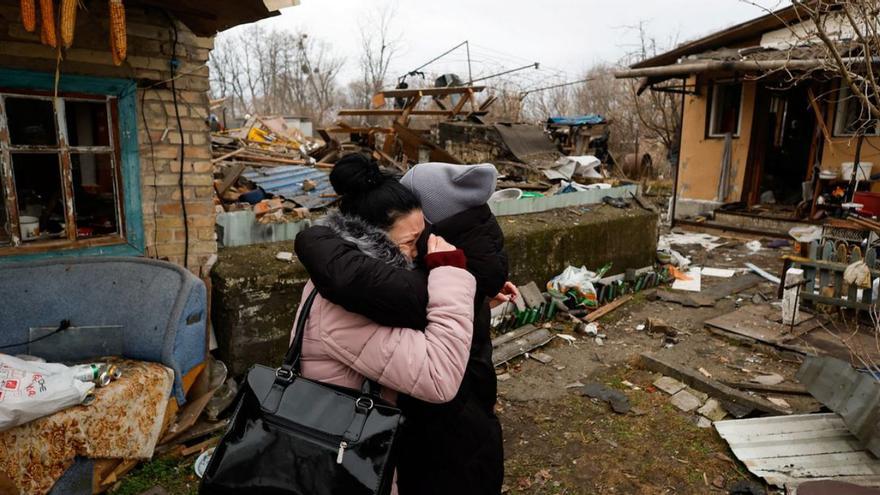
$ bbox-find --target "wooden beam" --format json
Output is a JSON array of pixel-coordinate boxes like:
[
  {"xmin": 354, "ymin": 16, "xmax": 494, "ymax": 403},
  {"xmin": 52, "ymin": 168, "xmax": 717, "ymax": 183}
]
[
  {"xmin": 215, "ymin": 163, "xmax": 247, "ymax": 195},
  {"xmin": 322, "ymin": 127, "xmax": 395, "ymax": 134},
  {"xmin": 720, "ymin": 380, "xmax": 810, "ymax": 396},
  {"xmin": 640, "ymin": 352, "xmax": 791, "ymax": 416},
  {"xmin": 585, "ymin": 295, "xmax": 633, "ymax": 323},
  {"xmin": 392, "ymin": 122, "xmax": 462, "ymax": 165},
  {"xmin": 337, "ymin": 109, "xmax": 488, "ymax": 117},
  {"xmin": 211, "ymin": 147, "xmax": 245, "ymax": 164},
  {"xmin": 378, "ymin": 86, "xmax": 486, "ymax": 98},
  {"xmin": 807, "ymin": 87, "xmax": 832, "ymax": 144}
]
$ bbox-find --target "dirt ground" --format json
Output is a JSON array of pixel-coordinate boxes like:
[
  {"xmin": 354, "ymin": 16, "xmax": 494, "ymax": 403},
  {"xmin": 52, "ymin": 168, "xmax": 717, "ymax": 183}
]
[
  {"xmin": 496, "ymin": 230, "xmax": 824, "ymax": 495},
  {"xmin": 116, "ymin": 213, "xmax": 842, "ymax": 495}
]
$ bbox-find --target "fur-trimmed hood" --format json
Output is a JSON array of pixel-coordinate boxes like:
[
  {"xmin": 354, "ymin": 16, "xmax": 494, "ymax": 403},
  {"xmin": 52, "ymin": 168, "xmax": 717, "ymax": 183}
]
[{"xmin": 317, "ymin": 211, "xmax": 414, "ymax": 270}]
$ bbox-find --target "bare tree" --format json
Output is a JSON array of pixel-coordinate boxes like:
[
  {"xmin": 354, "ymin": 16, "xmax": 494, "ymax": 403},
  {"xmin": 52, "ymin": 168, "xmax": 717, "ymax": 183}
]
[
  {"xmin": 210, "ymin": 27, "xmax": 345, "ymax": 126},
  {"xmin": 358, "ymin": 3, "xmax": 400, "ymax": 107}
]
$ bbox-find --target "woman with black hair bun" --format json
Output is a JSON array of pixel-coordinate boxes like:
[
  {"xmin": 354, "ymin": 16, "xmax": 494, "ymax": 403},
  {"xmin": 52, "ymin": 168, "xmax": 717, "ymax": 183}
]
[
  {"xmin": 293, "ymin": 153, "xmax": 477, "ymax": 494},
  {"xmin": 297, "ymin": 154, "xmax": 510, "ymax": 495}
]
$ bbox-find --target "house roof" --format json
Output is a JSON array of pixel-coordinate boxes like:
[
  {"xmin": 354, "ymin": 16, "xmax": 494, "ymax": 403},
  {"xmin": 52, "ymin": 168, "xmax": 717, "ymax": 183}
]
[
  {"xmin": 137, "ymin": 0, "xmax": 298, "ymax": 37},
  {"xmin": 631, "ymin": 4, "xmax": 807, "ymax": 69}
]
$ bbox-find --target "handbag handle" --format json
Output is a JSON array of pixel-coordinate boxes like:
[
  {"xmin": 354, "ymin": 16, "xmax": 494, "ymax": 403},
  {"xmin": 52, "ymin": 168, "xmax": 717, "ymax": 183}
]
[
  {"xmin": 277, "ymin": 289, "xmax": 381, "ymax": 398},
  {"xmin": 280, "ymin": 289, "xmax": 319, "ymax": 376}
]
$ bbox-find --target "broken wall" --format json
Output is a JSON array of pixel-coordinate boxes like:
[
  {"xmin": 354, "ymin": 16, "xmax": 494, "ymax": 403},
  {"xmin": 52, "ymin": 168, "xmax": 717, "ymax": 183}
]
[
  {"xmin": 0, "ymin": 1, "xmax": 216, "ymax": 272},
  {"xmin": 439, "ymin": 121, "xmax": 512, "ymax": 164}
]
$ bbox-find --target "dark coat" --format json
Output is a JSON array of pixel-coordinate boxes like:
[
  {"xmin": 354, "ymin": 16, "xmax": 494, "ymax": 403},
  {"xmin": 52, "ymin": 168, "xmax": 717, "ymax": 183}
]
[{"xmin": 294, "ymin": 204, "xmax": 507, "ymax": 495}]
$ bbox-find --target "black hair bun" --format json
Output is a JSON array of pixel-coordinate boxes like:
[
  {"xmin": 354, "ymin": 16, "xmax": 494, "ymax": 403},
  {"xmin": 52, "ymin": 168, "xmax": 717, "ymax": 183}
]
[{"xmin": 330, "ymin": 153, "xmax": 385, "ymax": 196}]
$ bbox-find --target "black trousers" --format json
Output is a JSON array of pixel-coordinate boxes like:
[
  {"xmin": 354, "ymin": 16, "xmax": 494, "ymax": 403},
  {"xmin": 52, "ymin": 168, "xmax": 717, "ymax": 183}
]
[{"xmin": 395, "ymin": 396, "xmax": 504, "ymax": 495}]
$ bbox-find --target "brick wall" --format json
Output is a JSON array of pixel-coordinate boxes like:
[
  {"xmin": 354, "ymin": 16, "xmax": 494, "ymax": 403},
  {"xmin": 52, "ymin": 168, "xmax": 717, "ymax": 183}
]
[{"xmin": 0, "ymin": 0, "xmax": 217, "ymax": 273}]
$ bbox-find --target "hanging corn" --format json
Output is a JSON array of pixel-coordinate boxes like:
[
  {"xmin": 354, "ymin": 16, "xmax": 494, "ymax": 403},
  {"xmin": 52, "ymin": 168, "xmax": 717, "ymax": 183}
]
[
  {"xmin": 60, "ymin": 0, "xmax": 78, "ymax": 49},
  {"xmin": 108, "ymin": 0, "xmax": 126, "ymax": 65},
  {"xmin": 20, "ymin": 0, "xmax": 36, "ymax": 33},
  {"xmin": 39, "ymin": 0, "xmax": 56, "ymax": 48}
]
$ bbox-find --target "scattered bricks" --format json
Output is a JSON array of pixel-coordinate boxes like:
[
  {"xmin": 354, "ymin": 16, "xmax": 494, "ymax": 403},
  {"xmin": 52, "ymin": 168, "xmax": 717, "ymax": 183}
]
[
  {"xmin": 697, "ymin": 399, "xmax": 728, "ymax": 422},
  {"xmin": 670, "ymin": 390, "xmax": 702, "ymax": 412},
  {"xmin": 653, "ymin": 376, "xmax": 686, "ymax": 395}
]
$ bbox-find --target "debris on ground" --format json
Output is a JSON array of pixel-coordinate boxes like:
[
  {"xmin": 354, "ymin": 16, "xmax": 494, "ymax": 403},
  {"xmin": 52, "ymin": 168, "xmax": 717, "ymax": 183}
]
[{"xmin": 579, "ymin": 383, "xmax": 631, "ymax": 414}]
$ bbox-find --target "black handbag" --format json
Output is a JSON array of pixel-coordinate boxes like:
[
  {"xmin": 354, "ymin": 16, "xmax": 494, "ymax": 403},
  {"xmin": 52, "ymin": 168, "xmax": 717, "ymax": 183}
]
[{"xmin": 200, "ymin": 290, "xmax": 405, "ymax": 495}]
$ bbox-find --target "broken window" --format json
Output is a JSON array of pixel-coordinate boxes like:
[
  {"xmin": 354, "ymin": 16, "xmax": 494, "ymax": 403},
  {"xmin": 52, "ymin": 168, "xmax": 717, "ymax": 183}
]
[
  {"xmin": 0, "ymin": 93, "xmax": 122, "ymax": 252},
  {"xmin": 708, "ymin": 82, "xmax": 743, "ymax": 137},
  {"xmin": 833, "ymin": 85, "xmax": 880, "ymax": 136}
]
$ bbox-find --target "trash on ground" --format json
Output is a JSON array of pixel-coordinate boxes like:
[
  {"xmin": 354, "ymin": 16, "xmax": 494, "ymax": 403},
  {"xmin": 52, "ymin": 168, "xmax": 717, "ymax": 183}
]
[
  {"xmin": 701, "ymin": 267, "xmax": 735, "ymax": 278},
  {"xmin": 579, "ymin": 383, "xmax": 631, "ymax": 414},
  {"xmin": 671, "ymin": 267, "xmax": 702, "ymax": 292}
]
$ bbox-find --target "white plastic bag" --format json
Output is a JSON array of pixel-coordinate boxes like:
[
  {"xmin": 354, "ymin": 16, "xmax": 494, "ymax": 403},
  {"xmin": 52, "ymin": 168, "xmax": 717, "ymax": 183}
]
[
  {"xmin": 0, "ymin": 354, "xmax": 95, "ymax": 432},
  {"xmin": 547, "ymin": 265, "xmax": 599, "ymax": 306}
]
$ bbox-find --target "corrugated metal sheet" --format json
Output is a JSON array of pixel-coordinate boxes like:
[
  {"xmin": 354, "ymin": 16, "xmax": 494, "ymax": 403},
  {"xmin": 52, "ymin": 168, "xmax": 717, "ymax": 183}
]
[
  {"xmin": 242, "ymin": 165, "xmax": 336, "ymax": 210},
  {"xmin": 216, "ymin": 211, "xmax": 311, "ymax": 248},
  {"xmin": 715, "ymin": 413, "xmax": 880, "ymax": 491},
  {"xmin": 797, "ymin": 356, "xmax": 880, "ymax": 457}
]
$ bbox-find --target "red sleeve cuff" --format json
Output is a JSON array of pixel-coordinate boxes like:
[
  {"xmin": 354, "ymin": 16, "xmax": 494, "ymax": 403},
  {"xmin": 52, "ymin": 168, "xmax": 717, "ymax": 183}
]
[{"xmin": 425, "ymin": 249, "xmax": 467, "ymax": 270}]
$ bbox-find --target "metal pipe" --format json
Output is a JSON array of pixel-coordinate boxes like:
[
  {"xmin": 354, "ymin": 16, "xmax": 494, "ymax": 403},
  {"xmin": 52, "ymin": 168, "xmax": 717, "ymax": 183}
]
[{"xmin": 614, "ymin": 56, "xmax": 880, "ymax": 79}]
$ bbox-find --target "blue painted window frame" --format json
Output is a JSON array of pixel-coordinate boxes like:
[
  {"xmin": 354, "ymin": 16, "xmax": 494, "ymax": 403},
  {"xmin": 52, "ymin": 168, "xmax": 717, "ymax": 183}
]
[{"xmin": 0, "ymin": 68, "xmax": 144, "ymax": 262}]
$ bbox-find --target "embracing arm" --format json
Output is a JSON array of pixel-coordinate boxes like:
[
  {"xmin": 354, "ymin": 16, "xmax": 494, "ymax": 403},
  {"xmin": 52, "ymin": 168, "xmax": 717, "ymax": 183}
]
[
  {"xmin": 319, "ymin": 262, "xmax": 476, "ymax": 403},
  {"xmin": 295, "ymin": 226, "xmax": 429, "ymax": 329}
]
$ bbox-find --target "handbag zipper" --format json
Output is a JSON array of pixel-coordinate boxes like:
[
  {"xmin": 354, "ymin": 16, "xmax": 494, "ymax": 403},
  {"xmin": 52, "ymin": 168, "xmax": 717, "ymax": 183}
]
[
  {"xmin": 336, "ymin": 441, "xmax": 348, "ymax": 464},
  {"xmin": 263, "ymin": 415, "xmax": 350, "ymax": 464}
]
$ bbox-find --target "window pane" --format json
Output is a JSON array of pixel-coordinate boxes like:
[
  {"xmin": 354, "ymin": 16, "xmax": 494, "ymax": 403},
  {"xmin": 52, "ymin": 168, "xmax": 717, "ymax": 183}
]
[
  {"xmin": 713, "ymin": 84, "xmax": 742, "ymax": 135},
  {"xmin": 0, "ymin": 160, "xmax": 9, "ymax": 246},
  {"xmin": 65, "ymin": 101, "xmax": 111, "ymax": 147},
  {"xmin": 11, "ymin": 153, "xmax": 66, "ymax": 241},
  {"xmin": 71, "ymin": 153, "xmax": 119, "ymax": 238},
  {"xmin": 5, "ymin": 97, "xmax": 57, "ymax": 146}
]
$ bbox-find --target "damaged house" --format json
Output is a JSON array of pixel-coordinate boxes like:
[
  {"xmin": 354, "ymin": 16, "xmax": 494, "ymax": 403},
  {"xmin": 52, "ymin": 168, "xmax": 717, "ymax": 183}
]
[{"xmin": 618, "ymin": 3, "xmax": 880, "ymax": 234}]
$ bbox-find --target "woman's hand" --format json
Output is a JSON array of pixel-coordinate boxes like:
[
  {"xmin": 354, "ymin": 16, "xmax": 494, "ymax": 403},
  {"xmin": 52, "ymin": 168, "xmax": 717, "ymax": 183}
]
[
  {"xmin": 489, "ymin": 281, "xmax": 520, "ymax": 308},
  {"xmin": 427, "ymin": 234, "xmax": 457, "ymax": 254}
]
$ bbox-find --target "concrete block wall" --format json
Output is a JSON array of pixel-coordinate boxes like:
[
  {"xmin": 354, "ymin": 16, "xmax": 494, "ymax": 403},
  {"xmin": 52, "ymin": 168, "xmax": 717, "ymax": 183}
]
[
  {"xmin": 212, "ymin": 208, "xmax": 658, "ymax": 376},
  {"xmin": 0, "ymin": 1, "xmax": 216, "ymax": 272}
]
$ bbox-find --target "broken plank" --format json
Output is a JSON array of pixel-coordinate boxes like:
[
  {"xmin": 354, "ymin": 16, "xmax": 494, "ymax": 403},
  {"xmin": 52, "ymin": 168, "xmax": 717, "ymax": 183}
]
[
  {"xmin": 180, "ymin": 436, "xmax": 220, "ymax": 457},
  {"xmin": 586, "ymin": 295, "xmax": 634, "ymax": 322},
  {"xmin": 493, "ymin": 328, "xmax": 554, "ymax": 367},
  {"xmin": 640, "ymin": 352, "xmax": 790, "ymax": 416},
  {"xmin": 720, "ymin": 380, "xmax": 810, "ymax": 396},
  {"xmin": 215, "ymin": 163, "xmax": 247, "ymax": 196},
  {"xmin": 701, "ymin": 273, "xmax": 764, "ymax": 300},
  {"xmin": 211, "ymin": 147, "xmax": 245, "ymax": 164},
  {"xmin": 492, "ymin": 324, "xmax": 539, "ymax": 348}
]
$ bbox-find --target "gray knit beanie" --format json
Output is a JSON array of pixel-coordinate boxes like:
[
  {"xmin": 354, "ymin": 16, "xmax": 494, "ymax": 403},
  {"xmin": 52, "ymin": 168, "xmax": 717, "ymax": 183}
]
[{"xmin": 399, "ymin": 162, "xmax": 498, "ymax": 224}]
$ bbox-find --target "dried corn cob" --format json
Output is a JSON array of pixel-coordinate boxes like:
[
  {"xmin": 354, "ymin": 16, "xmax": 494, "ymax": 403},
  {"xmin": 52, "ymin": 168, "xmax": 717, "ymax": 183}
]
[
  {"xmin": 60, "ymin": 0, "xmax": 77, "ymax": 48},
  {"xmin": 39, "ymin": 0, "xmax": 56, "ymax": 48},
  {"xmin": 109, "ymin": 0, "xmax": 126, "ymax": 65},
  {"xmin": 21, "ymin": 0, "xmax": 36, "ymax": 33}
]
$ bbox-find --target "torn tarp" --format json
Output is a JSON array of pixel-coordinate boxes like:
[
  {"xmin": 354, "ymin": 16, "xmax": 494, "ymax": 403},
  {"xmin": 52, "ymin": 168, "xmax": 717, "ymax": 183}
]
[{"xmin": 547, "ymin": 115, "xmax": 607, "ymax": 126}]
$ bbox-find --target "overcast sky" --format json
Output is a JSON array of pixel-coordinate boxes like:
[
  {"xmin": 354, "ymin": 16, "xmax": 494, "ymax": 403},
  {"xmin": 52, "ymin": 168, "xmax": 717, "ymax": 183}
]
[{"xmin": 223, "ymin": 0, "xmax": 791, "ymax": 89}]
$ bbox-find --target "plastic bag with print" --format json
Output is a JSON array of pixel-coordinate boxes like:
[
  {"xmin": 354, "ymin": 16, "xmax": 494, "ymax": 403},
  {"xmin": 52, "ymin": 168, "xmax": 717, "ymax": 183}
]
[{"xmin": 0, "ymin": 353, "xmax": 95, "ymax": 432}]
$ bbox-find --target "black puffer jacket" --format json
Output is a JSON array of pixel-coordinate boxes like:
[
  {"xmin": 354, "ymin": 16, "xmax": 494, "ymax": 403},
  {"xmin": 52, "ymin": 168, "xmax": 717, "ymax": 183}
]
[{"xmin": 294, "ymin": 204, "xmax": 507, "ymax": 495}]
